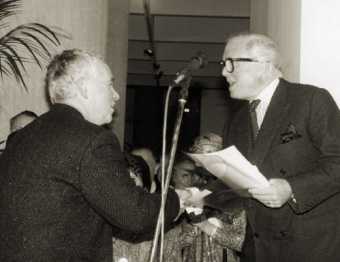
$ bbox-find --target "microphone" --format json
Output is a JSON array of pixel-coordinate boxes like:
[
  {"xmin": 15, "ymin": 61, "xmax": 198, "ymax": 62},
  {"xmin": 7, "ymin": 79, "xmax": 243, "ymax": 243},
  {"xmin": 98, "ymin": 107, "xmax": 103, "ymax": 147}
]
[{"xmin": 172, "ymin": 51, "xmax": 207, "ymax": 85}]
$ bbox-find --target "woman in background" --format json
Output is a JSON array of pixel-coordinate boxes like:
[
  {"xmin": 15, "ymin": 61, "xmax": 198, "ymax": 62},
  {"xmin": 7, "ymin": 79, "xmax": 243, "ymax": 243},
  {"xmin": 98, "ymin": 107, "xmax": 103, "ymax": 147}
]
[
  {"xmin": 180, "ymin": 133, "xmax": 247, "ymax": 262},
  {"xmin": 113, "ymin": 152, "xmax": 188, "ymax": 262}
]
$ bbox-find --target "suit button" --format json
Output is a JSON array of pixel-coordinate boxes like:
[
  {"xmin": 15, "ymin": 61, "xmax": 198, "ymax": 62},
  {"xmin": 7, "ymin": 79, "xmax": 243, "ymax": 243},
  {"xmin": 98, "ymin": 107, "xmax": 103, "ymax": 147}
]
[
  {"xmin": 254, "ymin": 232, "xmax": 259, "ymax": 238},
  {"xmin": 279, "ymin": 168, "xmax": 286, "ymax": 175}
]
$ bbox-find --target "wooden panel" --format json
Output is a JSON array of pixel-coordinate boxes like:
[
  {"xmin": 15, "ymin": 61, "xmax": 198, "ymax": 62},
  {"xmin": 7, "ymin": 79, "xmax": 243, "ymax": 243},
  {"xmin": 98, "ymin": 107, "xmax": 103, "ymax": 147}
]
[
  {"xmin": 154, "ymin": 16, "xmax": 249, "ymax": 43},
  {"xmin": 127, "ymin": 74, "xmax": 226, "ymax": 89},
  {"xmin": 128, "ymin": 40, "xmax": 225, "ymax": 61},
  {"xmin": 128, "ymin": 60, "xmax": 223, "ymax": 77},
  {"xmin": 128, "ymin": 14, "xmax": 250, "ymax": 43},
  {"xmin": 130, "ymin": 0, "xmax": 250, "ymax": 17}
]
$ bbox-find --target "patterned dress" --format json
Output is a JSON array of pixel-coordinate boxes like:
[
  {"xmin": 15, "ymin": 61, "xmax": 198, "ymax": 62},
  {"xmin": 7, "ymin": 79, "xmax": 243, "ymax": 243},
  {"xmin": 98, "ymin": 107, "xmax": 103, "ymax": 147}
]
[
  {"xmin": 182, "ymin": 208, "xmax": 246, "ymax": 262},
  {"xmin": 112, "ymin": 222, "xmax": 194, "ymax": 262}
]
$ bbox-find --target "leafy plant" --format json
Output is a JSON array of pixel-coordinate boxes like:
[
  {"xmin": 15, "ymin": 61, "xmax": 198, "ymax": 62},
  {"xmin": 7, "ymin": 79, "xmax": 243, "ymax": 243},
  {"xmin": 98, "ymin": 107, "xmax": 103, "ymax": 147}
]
[{"xmin": 0, "ymin": 0, "xmax": 62, "ymax": 89}]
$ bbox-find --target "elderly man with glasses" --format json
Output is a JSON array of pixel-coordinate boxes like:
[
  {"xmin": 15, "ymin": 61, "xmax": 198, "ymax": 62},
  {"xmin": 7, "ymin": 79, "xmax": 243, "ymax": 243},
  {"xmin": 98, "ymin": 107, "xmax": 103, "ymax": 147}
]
[{"xmin": 221, "ymin": 33, "xmax": 340, "ymax": 262}]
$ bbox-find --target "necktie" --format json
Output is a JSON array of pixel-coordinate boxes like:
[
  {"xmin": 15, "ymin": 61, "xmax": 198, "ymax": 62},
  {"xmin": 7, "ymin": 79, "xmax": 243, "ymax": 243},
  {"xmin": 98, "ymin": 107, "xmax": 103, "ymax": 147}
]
[{"xmin": 249, "ymin": 99, "xmax": 261, "ymax": 142}]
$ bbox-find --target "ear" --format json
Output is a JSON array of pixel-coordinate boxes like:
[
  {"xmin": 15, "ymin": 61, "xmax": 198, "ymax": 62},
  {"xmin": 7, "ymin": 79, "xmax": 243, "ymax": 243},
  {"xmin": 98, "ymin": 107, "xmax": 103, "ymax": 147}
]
[
  {"xmin": 265, "ymin": 62, "xmax": 275, "ymax": 74},
  {"xmin": 76, "ymin": 78, "xmax": 88, "ymax": 99},
  {"xmin": 260, "ymin": 62, "xmax": 273, "ymax": 81}
]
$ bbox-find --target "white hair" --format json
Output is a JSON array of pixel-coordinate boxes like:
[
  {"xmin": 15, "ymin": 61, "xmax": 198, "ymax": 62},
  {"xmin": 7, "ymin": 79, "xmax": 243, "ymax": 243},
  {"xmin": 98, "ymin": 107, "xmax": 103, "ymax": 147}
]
[
  {"xmin": 45, "ymin": 49, "xmax": 104, "ymax": 103},
  {"xmin": 227, "ymin": 33, "xmax": 283, "ymax": 72}
]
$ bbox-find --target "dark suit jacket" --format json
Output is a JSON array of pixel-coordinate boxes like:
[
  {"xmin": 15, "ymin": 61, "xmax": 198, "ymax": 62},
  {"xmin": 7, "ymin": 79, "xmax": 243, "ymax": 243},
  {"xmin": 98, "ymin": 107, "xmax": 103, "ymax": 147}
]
[
  {"xmin": 225, "ymin": 79, "xmax": 340, "ymax": 262},
  {"xmin": 0, "ymin": 104, "xmax": 179, "ymax": 262}
]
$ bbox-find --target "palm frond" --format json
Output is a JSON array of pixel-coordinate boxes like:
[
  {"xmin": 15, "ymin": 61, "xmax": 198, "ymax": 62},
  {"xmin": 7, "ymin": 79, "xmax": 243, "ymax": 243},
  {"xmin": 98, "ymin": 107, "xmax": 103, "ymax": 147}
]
[
  {"xmin": 0, "ymin": 49, "xmax": 27, "ymax": 89},
  {"xmin": 7, "ymin": 36, "xmax": 43, "ymax": 68},
  {"xmin": 0, "ymin": 41, "xmax": 27, "ymax": 71},
  {"xmin": 0, "ymin": 0, "xmax": 63, "ymax": 89},
  {"xmin": 28, "ymin": 23, "xmax": 61, "ymax": 45},
  {"xmin": 0, "ymin": 0, "xmax": 20, "ymax": 22}
]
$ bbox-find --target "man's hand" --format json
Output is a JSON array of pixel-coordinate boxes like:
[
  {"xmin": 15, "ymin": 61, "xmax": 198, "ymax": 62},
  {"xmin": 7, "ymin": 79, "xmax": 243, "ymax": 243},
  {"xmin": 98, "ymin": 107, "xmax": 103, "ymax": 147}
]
[{"xmin": 248, "ymin": 178, "xmax": 293, "ymax": 208}]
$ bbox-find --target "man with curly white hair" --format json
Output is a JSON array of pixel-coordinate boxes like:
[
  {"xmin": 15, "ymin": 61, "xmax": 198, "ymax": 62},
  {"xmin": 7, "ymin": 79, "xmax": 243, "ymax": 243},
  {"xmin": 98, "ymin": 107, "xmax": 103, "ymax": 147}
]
[{"xmin": 0, "ymin": 49, "xmax": 181, "ymax": 262}]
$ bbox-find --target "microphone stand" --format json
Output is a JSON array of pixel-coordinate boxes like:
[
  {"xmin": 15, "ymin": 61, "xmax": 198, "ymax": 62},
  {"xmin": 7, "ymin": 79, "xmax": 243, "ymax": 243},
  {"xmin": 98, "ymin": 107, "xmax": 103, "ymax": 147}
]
[{"xmin": 149, "ymin": 77, "xmax": 191, "ymax": 262}]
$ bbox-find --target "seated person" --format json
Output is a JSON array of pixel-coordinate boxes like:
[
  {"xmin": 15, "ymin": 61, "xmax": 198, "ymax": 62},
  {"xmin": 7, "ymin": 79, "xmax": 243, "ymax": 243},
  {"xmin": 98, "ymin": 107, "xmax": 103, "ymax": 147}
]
[
  {"xmin": 125, "ymin": 153, "xmax": 151, "ymax": 192},
  {"xmin": 171, "ymin": 153, "xmax": 207, "ymax": 190},
  {"xmin": 113, "ymin": 153, "xmax": 186, "ymax": 262},
  {"xmin": 130, "ymin": 147, "xmax": 158, "ymax": 193},
  {"xmin": 171, "ymin": 136, "xmax": 246, "ymax": 262},
  {"xmin": 189, "ymin": 132, "xmax": 223, "ymax": 154},
  {"xmin": 10, "ymin": 110, "xmax": 38, "ymax": 133},
  {"xmin": 0, "ymin": 110, "xmax": 38, "ymax": 153}
]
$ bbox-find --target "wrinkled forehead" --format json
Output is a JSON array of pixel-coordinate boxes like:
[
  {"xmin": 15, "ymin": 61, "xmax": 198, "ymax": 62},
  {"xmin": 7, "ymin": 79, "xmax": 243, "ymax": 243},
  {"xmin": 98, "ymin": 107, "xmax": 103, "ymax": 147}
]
[
  {"xmin": 92, "ymin": 59, "xmax": 112, "ymax": 79},
  {"xmin": 223, "ymin": 37, "xmax": 250, "ymax": 58}
]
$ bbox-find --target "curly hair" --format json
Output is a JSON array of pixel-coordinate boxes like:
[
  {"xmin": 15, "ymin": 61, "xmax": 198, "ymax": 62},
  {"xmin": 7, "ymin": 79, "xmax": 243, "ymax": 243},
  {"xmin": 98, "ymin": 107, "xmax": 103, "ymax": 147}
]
[{"xmin": 45, "ymin": 49, "xmax": 103, "ymax": 103}]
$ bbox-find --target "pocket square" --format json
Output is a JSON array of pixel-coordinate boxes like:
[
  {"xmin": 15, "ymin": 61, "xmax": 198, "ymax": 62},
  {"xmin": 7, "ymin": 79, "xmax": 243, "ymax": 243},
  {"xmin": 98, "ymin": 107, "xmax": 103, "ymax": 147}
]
[{"xmin": 280, "ymin": 123, "xmax": 301, "ymax": 144}]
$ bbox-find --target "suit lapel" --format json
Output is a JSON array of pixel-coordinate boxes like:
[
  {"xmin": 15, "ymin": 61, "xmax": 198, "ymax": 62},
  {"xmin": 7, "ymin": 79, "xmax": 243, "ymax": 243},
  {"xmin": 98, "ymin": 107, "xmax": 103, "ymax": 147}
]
[
  {"xmin": 251, "ymin": 79, "xmax": 291, "ymax": 166},
  {"xmin": 227, "ymin": 104, "xmax": 252, "ymax": 158}
]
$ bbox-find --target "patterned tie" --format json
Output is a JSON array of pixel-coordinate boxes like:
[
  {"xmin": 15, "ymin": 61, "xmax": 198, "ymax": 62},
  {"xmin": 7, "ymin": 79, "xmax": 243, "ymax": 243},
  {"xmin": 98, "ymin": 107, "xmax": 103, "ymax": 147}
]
[{"xmin": 249, "ymin": 99, "xmax": 261, "ymax": 142}]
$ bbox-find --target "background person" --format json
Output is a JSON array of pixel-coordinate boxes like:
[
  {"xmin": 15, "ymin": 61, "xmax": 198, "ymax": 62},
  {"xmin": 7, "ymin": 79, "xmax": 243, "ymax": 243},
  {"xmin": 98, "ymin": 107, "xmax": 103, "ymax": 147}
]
[
  {"xmin": 130, "ymin": 147, "xmax": 158, "ymax": 193},
  {"xmin": 10, "ymin": 110, "xmax": 38, "ymax": 133},
  {"xmin": 0, "ymin": 110, "xmax": 38, "ymax": 154}
]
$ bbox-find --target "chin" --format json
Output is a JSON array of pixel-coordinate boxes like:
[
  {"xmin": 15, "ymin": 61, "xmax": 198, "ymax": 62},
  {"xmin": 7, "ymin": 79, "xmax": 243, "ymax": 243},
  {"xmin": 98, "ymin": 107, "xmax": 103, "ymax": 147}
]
[
  {"xmin": 230, "ymin": 92, "xmax": 241, "ymax": 100},
  {"xmin": 104, "ymin": 118, "xmax": 112, "ymax": 125}
]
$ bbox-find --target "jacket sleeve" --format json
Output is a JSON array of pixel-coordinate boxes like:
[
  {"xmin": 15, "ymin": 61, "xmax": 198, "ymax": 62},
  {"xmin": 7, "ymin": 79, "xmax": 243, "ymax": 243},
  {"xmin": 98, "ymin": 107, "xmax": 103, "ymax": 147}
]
[
  {"xmin": 78, "ymin": 130, "xmax": 180, "ymax": 234},
  {"xmin": 287, "ymin": 88, "xmax": 340, "ymax": 213}
]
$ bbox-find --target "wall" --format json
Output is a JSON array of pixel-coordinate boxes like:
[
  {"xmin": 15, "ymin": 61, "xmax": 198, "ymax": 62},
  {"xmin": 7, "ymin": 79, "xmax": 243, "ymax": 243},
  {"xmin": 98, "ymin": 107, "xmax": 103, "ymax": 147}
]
[
  {"xmin": 250, "ymin": 0, "xmax": 301, "ymax": 82},
  {"xmin": 106, "ymin": 0, "xmax": 129, "ymax": 144},
  {"xmin": 251, "ymin": 0, "xmax": 340, "ymax": 107},
  {"xmin": 0, "ymin": 0, "xmax": 110, "ymax": 141},
  {"xmin": 299, "ymin": 0, "xmax": 340, "ymax": 107}
]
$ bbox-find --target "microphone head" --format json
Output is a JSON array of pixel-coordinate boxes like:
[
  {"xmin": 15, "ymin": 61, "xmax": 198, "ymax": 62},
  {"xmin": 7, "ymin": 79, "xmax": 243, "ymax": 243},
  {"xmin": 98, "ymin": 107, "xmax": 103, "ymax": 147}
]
[
  {"xmin": 172, "ymin": 51, "xmax": 208, "ymax": 85},
  {"xmin": 191, "ymin": 51, "xmax": 208, "ymax": 70}
]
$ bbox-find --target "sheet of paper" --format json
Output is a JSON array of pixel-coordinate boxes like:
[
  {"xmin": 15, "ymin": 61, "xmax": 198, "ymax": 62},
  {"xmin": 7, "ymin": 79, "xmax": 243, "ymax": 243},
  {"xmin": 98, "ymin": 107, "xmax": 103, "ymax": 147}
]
[{"xmin": 187, "ymin": 145, "xmax": 269, "ymax": 191}]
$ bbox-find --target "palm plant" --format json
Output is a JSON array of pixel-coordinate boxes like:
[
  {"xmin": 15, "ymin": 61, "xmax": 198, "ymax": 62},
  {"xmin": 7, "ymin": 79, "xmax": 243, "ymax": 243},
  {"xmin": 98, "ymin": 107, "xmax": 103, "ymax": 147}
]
[{"xmin": 0, "ymin": 0, "xmax": 61, "ymax": 90}]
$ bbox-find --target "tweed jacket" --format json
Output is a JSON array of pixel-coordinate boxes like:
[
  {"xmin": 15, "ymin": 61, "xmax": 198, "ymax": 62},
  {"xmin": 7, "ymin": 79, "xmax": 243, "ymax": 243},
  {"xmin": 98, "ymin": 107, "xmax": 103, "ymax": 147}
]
[
  {"xmin": 0, "ymin": 104, "xmax": 179, "ymax": 262},
  {"xmin": 224, "ymin": 79, "xmax": 340, "ymax": 262}
]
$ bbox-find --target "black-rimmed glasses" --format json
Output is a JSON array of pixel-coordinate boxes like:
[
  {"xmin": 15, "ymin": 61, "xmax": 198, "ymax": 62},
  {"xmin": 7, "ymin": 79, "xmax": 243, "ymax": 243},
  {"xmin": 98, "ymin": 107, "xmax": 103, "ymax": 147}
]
[{"xmin": 220, "ymin": 58, "xmax": 265, "ymax": 73}]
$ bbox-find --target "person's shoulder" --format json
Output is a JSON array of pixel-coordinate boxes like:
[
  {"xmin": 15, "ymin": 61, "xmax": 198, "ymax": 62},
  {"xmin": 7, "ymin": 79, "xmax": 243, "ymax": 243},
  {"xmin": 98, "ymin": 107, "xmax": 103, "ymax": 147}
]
[
  {"xmin": 282, "ymin": 78, "xmax": 331, "ymax": 96},
  {"xmin": 281, "ymin": 78, "xmax": 332, "ymax": 101},
  {"xmin": 282, "ymin": 79, "xmax": 338, "ymax": 114},
  {"xmin": 282, "ymin": 78, "xmax": 321, "ymax": 93}
]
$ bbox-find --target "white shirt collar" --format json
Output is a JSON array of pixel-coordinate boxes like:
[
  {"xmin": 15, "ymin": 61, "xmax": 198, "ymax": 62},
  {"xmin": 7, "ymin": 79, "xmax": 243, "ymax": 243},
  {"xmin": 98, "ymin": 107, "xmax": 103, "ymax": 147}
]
[
  {"xmin": 254, "ymin": 78, "xmax": 279, "ymax": 105},
  {"xmin": 250, "ymin": 78, "xmax": 280, "ymax": 128}
]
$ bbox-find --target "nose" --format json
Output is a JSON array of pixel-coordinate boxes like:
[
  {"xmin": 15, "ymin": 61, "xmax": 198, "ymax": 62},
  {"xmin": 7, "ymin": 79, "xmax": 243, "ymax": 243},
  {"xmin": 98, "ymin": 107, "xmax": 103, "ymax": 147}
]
[
  {"xmin": 112, "ymin": 89, "xmax": 120, "ymax": 101},
  {"xmin": 222, "ymin": 65, "xmax": 229, "ymax": 77}
]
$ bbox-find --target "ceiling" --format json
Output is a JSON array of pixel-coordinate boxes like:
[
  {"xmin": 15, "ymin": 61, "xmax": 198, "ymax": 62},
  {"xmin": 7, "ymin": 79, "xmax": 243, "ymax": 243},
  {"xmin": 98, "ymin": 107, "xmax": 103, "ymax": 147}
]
[{"xmin": 127, "ymin": 0, "xmax": 250, "ymax": 88}]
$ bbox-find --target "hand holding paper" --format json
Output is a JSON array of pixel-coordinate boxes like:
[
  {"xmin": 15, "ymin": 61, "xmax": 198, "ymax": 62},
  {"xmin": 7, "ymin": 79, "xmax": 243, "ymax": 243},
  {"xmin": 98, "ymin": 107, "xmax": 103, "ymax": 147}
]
[
  {"xmin": 187, "ymin": 146, "xmax": 269, "ymax": 193},
  {"xmin": 248, "ymin": 178, "xmax": 293, "ymax": 208}
]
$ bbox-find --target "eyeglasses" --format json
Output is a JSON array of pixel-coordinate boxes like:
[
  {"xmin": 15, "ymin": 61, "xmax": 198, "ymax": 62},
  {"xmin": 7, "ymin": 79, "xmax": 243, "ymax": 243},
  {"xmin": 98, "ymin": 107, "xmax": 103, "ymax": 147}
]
[{"xmin": 220, "ymin": 58, "xmax": 267, "ymax": 73}]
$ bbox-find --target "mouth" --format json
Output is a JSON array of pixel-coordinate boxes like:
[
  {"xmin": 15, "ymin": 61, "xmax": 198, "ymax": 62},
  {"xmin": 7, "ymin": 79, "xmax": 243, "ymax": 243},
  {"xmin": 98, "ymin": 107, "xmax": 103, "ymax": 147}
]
[
  {"xmin": 228, "ymin": 81, "xmax": 236, "ymax": 90},
  {"xmin": 226, "ymin": 76, "xmax": 235, "ymax": 84}
]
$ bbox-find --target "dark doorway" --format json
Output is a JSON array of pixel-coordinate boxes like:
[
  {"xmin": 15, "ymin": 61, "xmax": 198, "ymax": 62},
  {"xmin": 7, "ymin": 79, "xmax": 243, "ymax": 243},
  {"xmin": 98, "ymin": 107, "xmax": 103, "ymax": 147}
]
[{"xmin": 125, "ymin": 85, "xmax": 201, "ymax": 157}]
